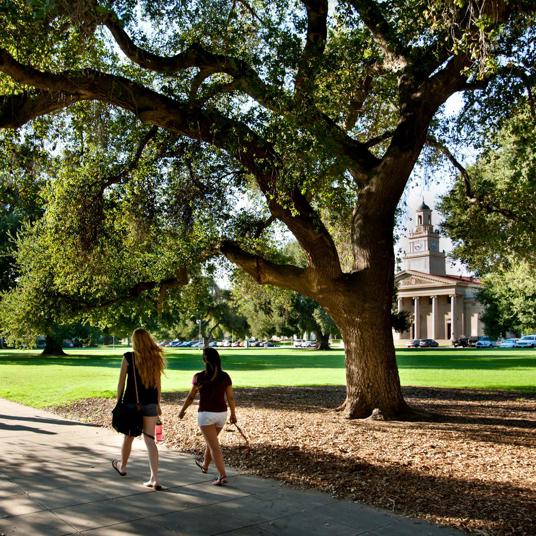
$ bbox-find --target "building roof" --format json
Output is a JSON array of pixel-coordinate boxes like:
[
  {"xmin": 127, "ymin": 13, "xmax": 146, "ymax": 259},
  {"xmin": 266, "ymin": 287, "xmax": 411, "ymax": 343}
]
[
  {"xmin": 395, "ymin": 270, "xmax": 481, "ymax": 287},
  {"xmin": 418, "ymin": 201, "xmax": 430, "ymax": 210},
  {"xmin": 440, "ymin": 274, "xmax": 481, "ymax": 284}
]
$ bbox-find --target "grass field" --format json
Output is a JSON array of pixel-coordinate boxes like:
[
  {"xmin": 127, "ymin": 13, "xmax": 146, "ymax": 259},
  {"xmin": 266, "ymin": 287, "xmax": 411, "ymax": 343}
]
[{"xmin": 0, "ymin": 346, "xmax": 535, "ymax": 407}]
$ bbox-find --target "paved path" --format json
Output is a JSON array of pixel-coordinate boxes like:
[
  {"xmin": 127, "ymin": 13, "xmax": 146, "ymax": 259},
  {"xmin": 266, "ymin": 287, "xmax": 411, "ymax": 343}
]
[{"xmin": 0, "ymin": 398, "xmax": 462, "ymax": 535}]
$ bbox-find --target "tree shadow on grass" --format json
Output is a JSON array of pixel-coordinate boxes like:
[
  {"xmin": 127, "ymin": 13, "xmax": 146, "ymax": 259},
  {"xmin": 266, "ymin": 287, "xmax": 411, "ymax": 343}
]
[{"xmin": 396, "ymin": 352, "xmax": 536, "ymax": 370}]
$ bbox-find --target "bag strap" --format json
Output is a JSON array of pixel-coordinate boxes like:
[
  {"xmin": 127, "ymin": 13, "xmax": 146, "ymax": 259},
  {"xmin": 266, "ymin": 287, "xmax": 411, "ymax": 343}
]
[{"xmin": 131, "ymin": 352, "xmax": 141, "ymax": 406}]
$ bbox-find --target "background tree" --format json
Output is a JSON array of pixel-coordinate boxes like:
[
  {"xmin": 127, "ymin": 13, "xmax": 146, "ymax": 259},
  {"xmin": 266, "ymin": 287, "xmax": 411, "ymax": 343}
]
[
  {"xmin": 439, "ymin": 102, "xmax": 536, "ymax": 336},
  {"xmin": 232, "ymin": 269, "xmax": 340, "ymax": 347},
  {"xmin": 0, "ymin": 131, "xmax": 47, "ymax": 291},
  {"xmin": 0, "ymin": 1, "xmax": 533, "ymax": 417}
]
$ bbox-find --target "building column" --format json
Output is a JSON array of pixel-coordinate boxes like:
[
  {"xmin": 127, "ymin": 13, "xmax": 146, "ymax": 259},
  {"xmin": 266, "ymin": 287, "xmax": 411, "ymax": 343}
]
[
  {"xmin": 397, "ymin": 298, "xmax": 403, "ymax": 313},
  {"xmin": 414, "ymin": 297, "xmax": 421, "ymax": 339},
  {"xmin": 450, "ymin": 294, "xmax": 457, "ymax": 339},
  {"xmin": 431, "ymin": 295, "xmax": 438, "ymax": 340}
]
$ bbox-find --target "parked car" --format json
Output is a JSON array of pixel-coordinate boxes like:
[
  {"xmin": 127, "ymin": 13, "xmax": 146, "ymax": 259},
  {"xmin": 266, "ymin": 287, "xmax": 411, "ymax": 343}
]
[
  {"xmin": 467, "ymin": 336, "xmax": 479, "ymax": 347},
  {"xmin": 515, "ymin": 334, "xmax": 536, "ymax": 348},
  {"xmin": 475, "ymin": 336, "xmax": 496, "ymax": 348},
  {"xmin": 407, "ymin": 339, "xmax": 421, "ymax": 348},
  {"xmin": 499, "ymin": 338, "xmax": 518, "ymax": 348},
  {"xmin": 452, "ymin": 337, "xmax": 469, "ymax": 348},
  {"xmin": 419, "ymin": 339, "xmax": 439, "ymax": 348},
  {"xmin": 263, "ymin": 341, "xmax": 275, "ymax": 347},
  {"xmin": 293, "ymin": 339, "xmax": 303, "ymax": 348}
]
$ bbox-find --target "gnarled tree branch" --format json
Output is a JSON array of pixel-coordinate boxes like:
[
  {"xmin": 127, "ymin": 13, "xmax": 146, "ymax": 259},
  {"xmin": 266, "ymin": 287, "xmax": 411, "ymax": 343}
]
[
  {"xmin": 426, "ymin": 135, "xmax": 517, "ymax": 220},
  {"xmin": 346, "ymin": 0, "xmax": 408, "ymax": 71},
  {"xmin": 100, "ymin": 11, "xmax": 289, "ymax": 114},
  {"xmin": 102, "ymin": 126, "xmax": 158, "ymax": 189},
  {"xmin": 295, "ymin": 0, "xmax": 328, "ymax": 100},
  {"xmin": 0, "ymin": 91, "xmax": 82, "ymax": 129},
  {"xmin": 221, "ymin": 240, "xmax": 310, "ymax": 295}
]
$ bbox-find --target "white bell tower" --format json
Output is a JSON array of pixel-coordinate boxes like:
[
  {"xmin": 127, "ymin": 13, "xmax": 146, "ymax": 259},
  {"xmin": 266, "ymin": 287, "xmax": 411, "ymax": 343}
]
[{"xmin": 404, "ymin": 201, "xmax": 446, "ymax": 275}]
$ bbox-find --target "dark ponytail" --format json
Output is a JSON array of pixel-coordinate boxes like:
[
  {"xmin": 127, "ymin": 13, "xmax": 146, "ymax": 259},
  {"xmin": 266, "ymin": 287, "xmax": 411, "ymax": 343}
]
[{"xmin": 203, "ymin": 347, "xmax": 222, "ymax": 382}]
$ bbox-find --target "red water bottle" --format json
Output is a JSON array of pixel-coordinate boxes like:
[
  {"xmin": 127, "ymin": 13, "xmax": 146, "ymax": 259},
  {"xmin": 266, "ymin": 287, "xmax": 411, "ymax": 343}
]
[{"xmin": 155, "ymin": 418, "xmax": 164, "ymax": 442}]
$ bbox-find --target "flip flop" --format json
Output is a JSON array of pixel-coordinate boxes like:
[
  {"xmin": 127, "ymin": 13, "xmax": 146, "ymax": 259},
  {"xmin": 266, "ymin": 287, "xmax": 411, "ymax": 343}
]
[
  {"xmin": 195, "ymin": 458, "xmax": 208, "ymax": 473},
  {"xmin": 143, "ymin": 482, "xmax": 166, "ymax": 491},
  {"xmin": 112, "ymin": 459, "xmax": 127, "ymax": 477}
]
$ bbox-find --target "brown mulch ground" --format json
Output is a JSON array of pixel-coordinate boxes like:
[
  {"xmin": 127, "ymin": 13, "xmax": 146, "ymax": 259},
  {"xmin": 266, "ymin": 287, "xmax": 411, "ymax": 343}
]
[{"xmin": 51, "ymin": 387, "xmax": 536, "ymax": 536}]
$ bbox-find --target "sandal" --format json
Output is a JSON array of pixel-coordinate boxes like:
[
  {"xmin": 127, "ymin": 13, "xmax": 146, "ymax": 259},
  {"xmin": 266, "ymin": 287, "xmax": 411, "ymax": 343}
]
[
  {"xmin": 112, "ymin": 459, "xmax": 127, "ymax": 477},
  {"xmin": 212, "ymin": 475, "xmax": 228, "ymax": 486},
  {"xmin": 195, "ymin": 458, "xmax": 208, "ymax": 474}
]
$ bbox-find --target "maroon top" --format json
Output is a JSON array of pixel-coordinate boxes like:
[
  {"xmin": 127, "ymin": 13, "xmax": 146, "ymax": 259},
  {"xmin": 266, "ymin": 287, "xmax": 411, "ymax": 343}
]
[{"xmin": 193, "ymin": 371, "xmax": 232, "ymax": 412}]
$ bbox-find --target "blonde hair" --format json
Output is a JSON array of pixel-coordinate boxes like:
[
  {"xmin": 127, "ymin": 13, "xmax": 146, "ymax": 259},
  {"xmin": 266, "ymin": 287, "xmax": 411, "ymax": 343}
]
[{"xmin": 132, "ymin": 328, "xmax": 165, "ymax": 388}]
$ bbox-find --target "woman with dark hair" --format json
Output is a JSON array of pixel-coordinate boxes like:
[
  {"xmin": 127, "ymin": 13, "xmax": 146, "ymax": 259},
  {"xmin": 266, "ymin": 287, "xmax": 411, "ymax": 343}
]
[
  {"xmin": 112, "ymin": 328, "xmax": 166, "ymax": 490},
  {"xmin": 178, "ymin": 347, "xmax": 236, "ymax": 486}
]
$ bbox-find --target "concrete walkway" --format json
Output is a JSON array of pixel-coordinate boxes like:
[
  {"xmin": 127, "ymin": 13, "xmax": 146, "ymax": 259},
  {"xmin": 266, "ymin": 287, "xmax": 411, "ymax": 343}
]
[{"xmin": 0, "ymin": 398, "xmax": 462, "ymax": 535}]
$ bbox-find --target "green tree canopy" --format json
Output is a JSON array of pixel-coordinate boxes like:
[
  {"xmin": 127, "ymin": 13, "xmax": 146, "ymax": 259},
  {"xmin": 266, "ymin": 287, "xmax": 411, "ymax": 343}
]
[
  {"xmin": 439, "ymin": 102, "xmax": 536, "ymax": 335},
  {"xmin": 0, "ymin": 0, "xmax": 534, "ymax": 417}
]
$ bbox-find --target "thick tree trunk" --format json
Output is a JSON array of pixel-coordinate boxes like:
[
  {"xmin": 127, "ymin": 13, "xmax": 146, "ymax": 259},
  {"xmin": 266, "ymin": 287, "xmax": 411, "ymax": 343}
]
[
  {"xmin": 315, "ymin": 331, "xmax": 331, "ymax": 350},
  {"xmin": 325, "ymin": 211, "xmax": 410, "ymax": 419},
  {"xmin": 337, "ymin": 309, "xmax": 409, "ymax": 419},
  {"xmin": 41, "ymin": 335, "xmax": 66, "ymax": 356}
]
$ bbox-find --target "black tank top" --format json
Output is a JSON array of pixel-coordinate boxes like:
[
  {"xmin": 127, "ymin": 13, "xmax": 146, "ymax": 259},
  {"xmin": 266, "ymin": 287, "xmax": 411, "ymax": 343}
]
[{"xmin": 122, "ymin": 352, "xmax": 158, "ymax": 405}]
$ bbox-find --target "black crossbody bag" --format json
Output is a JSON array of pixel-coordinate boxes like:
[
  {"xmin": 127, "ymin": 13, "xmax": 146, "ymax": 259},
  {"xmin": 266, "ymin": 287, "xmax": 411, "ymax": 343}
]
[{"xmin": 112, "ymin": 353, "xmax": 144, "ymax": 437}]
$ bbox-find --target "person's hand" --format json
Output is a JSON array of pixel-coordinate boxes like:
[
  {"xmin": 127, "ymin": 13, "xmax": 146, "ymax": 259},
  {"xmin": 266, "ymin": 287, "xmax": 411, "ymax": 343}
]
[
  {"xmin": 229, "ymin": 412, "xmax": 237, "ymax": 424},
  {"xmin": 178, "ymin": 409, "xmax": 185, "ymax": 419}
]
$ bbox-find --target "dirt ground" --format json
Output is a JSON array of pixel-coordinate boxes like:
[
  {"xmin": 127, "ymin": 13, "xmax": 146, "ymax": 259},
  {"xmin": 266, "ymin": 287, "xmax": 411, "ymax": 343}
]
[{"xmin": 52, "ymin": 386, "xmax": 536, "ymax": 536}]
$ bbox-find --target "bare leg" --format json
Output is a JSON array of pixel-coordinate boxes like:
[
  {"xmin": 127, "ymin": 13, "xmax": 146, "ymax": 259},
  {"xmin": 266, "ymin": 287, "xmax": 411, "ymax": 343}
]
[
  {"xmin": 200, "ymin": 425, "xmax": 226, "ymax": 478},
  {"xmin": 119, "ymin": 435, "xmax": 134, "ymax": 473},
  {"xmin": 202, "ymin": 445, "xmax": 212, "ymax": 471},
  {"xmin": 142, "ymin": 416, "xmax": 159, "ymax": 486}
]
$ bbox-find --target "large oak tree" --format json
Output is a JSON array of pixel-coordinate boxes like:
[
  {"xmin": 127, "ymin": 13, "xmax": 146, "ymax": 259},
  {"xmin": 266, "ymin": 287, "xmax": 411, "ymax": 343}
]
[{"xmin": 0, "ymin": 1, "xmax": 534, "ymax": 417}]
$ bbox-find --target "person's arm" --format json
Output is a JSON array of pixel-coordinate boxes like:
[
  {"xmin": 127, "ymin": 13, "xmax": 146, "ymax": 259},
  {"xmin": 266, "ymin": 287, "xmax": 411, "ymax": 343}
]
[
  {"xmin": 178, "ymin": 385, "xmax": 198, "ymax": 418},
  {"xmin": 226, "ymin": 384, "xmax": 237, "ymax": 424},
  {"xmin": 116, "ymin": 357, "xmax": 128, "ymax": 402}
]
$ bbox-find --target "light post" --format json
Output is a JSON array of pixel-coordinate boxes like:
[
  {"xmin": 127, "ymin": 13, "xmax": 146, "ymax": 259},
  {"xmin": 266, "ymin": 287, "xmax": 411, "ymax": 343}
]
[{"xmin": 196, "ymin": 319, "xmax": 202, "ymax": 345}]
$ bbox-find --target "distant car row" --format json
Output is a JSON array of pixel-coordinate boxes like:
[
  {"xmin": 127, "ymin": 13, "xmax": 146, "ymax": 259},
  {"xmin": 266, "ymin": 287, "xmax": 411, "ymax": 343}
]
[
  {"xmin": 159, "ymin": 339, "xmax": 276, "ymax": 348},
  {"xmin": 407, "ymin": 335, "xmax": 536, "ymax": 348},
  {"xmin": 293, "ymin": 339, "xmax": 317, "ymax": 348},
  {"xmin": 407, "ymin": 339, "xmax": 439, "ymax": 348},
  {"xmin": 453, "ymin": 335, "xmax": 536, "ymax": 348}
]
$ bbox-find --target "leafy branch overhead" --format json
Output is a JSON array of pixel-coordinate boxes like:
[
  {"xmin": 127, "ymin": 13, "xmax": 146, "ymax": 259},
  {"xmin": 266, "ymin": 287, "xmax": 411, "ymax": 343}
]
[{"xmin": 0, "ymin": 0, "xmax": 533, "ymax": 418}]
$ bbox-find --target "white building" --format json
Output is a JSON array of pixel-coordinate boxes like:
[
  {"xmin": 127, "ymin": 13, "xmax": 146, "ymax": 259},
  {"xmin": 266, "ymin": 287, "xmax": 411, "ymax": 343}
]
[{"xmin": 394, "ymin": 202, "xmax": 485, "ymax": 343}]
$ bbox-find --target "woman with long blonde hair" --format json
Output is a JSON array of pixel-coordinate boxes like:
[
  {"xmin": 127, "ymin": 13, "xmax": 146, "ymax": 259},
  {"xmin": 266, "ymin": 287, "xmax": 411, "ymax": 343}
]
[{"xmin": 112, "ymin": 328, "xmax": 166, "ymax": 489}]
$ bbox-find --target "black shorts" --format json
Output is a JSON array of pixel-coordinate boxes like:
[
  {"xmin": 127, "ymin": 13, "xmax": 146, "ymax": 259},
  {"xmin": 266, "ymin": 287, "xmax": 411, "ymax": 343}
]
[{"xmin": 124, "ymin": 403, "xmax": 158, "ymax": 417}]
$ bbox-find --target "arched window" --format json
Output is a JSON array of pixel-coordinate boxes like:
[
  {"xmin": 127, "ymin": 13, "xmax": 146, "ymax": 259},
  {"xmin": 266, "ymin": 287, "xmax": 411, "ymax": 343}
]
[{"xmin": 418, "ymin": 215, "xmax": 422, "ymax": 225}]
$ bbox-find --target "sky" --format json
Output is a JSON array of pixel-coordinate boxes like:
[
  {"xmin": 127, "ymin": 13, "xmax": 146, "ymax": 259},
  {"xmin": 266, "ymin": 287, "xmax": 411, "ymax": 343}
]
[{"xmin": 396, "ymin": 92, "xmax": 475, "ymax": 277}]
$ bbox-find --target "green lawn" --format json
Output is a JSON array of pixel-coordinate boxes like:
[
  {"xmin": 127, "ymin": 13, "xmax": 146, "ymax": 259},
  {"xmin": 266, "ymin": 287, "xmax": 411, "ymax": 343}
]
[{"xmin": 0, "ymin": 346, "xmax": 535, "ymax": 408}]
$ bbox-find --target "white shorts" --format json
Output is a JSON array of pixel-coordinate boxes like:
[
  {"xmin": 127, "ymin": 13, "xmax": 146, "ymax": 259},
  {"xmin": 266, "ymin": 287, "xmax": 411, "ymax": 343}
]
[{"xmin": 197, "ymin": 411, "xmax": 227, "ymax": 428}]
